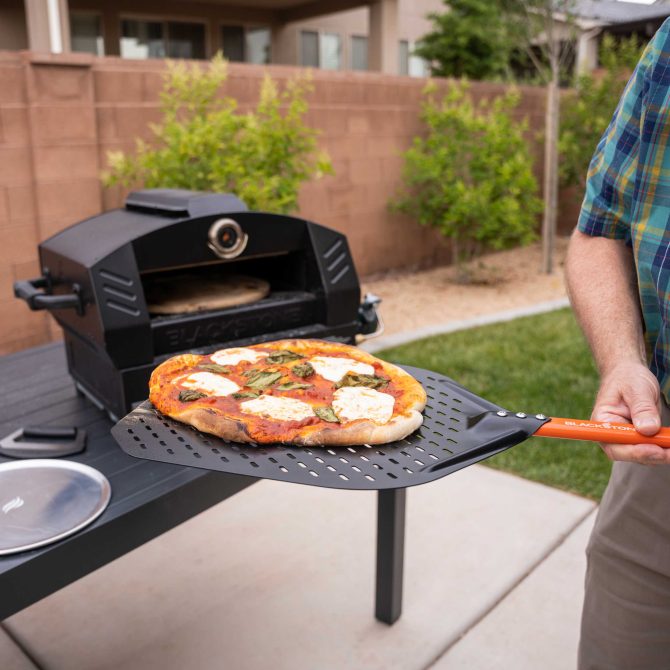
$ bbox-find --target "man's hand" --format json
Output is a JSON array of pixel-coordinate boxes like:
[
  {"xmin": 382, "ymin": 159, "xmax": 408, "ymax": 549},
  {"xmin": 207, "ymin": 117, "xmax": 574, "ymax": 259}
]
[{"xmin": 593, "ymin": 361, "xmax": 669, "ymax": 464}]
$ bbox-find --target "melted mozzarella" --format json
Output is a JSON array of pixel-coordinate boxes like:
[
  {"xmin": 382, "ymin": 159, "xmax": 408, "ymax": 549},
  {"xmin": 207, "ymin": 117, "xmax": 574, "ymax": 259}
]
[
  {"xmin": 240, "ymin": 395, "xmax": 314, "ymax": 422},
  {"xmin": 332, "ymin": 387, "xmax": 395, "ymax": 424},
  {"xmin": 309, "ymin": 356, "xmax": 374, "ymax": 383},
  {"xmin": 180, "ymin": 372, "xmax": 239, "ymax": 396},
  {"xmin": 211, "ymin": 347, "xmax": 263, "ymax": 366}
]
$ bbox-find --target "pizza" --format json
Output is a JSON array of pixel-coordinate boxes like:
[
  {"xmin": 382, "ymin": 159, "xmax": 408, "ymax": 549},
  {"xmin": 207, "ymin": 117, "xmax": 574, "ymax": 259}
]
[{"xmin": 148, "ymin": 339, "xmax": 426, "ymax": 446}]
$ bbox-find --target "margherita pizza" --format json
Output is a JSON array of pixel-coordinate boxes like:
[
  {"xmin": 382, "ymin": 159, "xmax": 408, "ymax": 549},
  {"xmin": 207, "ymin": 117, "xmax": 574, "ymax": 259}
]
[{"xmin": 149, "ymin": 339, "xmax": 426, "ymax": 446}]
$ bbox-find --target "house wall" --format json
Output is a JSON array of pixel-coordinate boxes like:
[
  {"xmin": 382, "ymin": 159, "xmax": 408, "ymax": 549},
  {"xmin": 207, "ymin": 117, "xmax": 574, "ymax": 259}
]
[
  {"xmin": 271, "ymin": 0, "xmax": 434, "ymax": 67},
  {"xmin": 2, "ymin": 0, "xmax": 437, "ymax": 68},
  {"xmin": 0, "ymin": 51, "xmax": 564, "ymax": 355}
]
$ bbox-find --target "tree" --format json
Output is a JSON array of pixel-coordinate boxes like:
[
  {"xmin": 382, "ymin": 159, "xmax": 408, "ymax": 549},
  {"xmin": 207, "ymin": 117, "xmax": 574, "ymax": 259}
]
[
  {"xmin": 414, "ymin": 0, "xmax": 512, "ymax": 80},
  {"xmin": 414, "ymin": 0, "xmax": 578, "ymax": 273},
  {"xmin": 559, "ymin": 35, "xmax": 644, "ymax": 192},
  {"xmin": 391, "ymin": 82, "xmax": 542, "ymax": 281},
  {"xmin": 103, "ymin": 54, "xmax": 332, "ymax": 214},
  {"xmin": 499, "ymin": 0, "xmax": 578, "ymax": 274}
]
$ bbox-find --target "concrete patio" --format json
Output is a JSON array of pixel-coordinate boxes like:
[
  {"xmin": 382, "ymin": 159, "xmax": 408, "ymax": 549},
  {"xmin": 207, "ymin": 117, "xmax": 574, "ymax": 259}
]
[{"xmin": 1, "ymin": 463, "xmax": 596, "ymax": 669}]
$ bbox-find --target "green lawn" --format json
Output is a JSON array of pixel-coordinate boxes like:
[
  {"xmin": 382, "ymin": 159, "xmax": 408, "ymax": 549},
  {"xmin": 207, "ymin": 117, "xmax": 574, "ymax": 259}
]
[{"xmin": 378, "ymin": 308, "xmax": 611, "ymax": 500}]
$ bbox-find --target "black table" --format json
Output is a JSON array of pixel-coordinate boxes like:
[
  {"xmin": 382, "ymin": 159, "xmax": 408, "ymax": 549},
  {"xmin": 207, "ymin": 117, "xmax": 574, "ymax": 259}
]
[{"xmin": 0, "ymin": 344, "xmax": 405, "ymax": 624}]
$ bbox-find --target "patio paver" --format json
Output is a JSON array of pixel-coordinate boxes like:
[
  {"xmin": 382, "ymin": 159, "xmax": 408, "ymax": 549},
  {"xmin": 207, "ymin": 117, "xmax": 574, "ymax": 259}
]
[
  {"xmin": 432, "ymin": 510, "xmax": 596, "ymax": 669},
  {"xmin": 5, "ymin": 465, "xmax": 594, "ymax": 670}
]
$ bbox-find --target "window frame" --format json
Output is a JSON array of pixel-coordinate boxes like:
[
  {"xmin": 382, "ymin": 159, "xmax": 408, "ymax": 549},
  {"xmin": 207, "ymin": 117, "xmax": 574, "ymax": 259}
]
[
  {"xmin": 399, "ymin": 38, "xmax": 428, "ymax": 77},
  {"xmin": 69, "ymin": 10, "xmax": 105, "ymax": 56},
  {"xmin": 299, "ymin": 29, "xmax": 343, "ymax": 71},
  {"xmin": 220, "ymin": 23, "xmax": 272, "ymax": 64},
  {"xmin": 350, "ymin": 34, "xmax": 368, "ymax": 71},
  {"xmin": 118, "ymin": 14, "xmax": 210, "ymax": 60}
]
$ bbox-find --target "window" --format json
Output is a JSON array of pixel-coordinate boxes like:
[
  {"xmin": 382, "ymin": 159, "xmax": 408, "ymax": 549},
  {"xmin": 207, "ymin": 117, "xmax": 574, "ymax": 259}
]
[
  {"xmin": 320, "ymin": 33, "xmax": 341, "ymax": 70},
  {"xmin": 120, "ymin": 20, "xmax": 165, "ymax": 59},
  {"xmin": 70, "ymin": 13, "xmax": 104, "ymax": 55},
  {"xmin": 246, "ymin": 28, "xmax": 270, "ymax": 64},
  {"xmin": 300, "ymin": 31, "xmax": 341, "ymax": 70},
  {"xmin": 399, "ymin": 39, "xmax": 428, "ymax": 77},
  {"xmin": 167, "ymin": 22, "xmax": 205, "ymax": 59},
  {"xmin": 399, "ymin": 40, "xmax": 409, "ymax": 76},
  {"xmin": 222, "ymin": 25, "xmax": 245, "ymax": 62},
  {"xmin": 222, "ymin": 25, "xmax": 270, "ymax": 64},
  {"xmin": 351, "ymin": 35, "xmax": 367, "ymax": 71},
  {"xmin": 120, "ymin": 19, "xmax": 206, "ymax": 60},
  {"xmin": 409, "ymin": 53, "xmax": 428, "ymax": 77},
  {"xmin": 301, "ymin": 31, "xmax": 319, "ymax": 67}
]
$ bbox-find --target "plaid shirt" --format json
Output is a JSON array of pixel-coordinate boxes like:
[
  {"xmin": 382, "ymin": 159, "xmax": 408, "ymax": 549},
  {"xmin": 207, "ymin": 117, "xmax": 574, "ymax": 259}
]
[{"xmin": 578, "ymin": 18, "xmax": 670, "ymax": 400}]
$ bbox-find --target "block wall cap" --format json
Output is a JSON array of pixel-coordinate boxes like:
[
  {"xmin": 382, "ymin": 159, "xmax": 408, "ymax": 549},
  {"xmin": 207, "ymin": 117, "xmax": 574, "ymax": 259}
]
[{"xmin": 21, "ymin": 51, "xmax": 93, "ymax": 68}]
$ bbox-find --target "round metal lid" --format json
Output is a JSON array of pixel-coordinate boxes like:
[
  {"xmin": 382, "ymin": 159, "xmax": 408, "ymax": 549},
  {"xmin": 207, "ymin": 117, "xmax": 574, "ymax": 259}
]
[{"xmin": 0, "ymin": 459, "xmax": 111, "ymax": 556}]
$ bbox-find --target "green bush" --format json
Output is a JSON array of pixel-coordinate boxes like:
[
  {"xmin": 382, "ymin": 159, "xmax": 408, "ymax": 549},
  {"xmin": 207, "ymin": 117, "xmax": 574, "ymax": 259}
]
[
  {"xmin": 413, "ymin": 0, "xmax": 512, "ymax": 81},
  {"xmin": 391, "ymin": 82, "xmax": 542, "ymax": 276},
  {"xmin": 559, "ymin": 35, "xmax": 644, "ymax": 191},
  {"xmin": 103, "ymin": 54, "xmax": 332, "ymax": 213}
]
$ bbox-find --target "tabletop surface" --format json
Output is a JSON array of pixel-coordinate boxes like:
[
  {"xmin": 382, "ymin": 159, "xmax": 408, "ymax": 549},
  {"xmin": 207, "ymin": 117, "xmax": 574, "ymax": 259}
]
[{"xmin": 0, "ymin": 343, "xmax": 257, "ymax": 620}]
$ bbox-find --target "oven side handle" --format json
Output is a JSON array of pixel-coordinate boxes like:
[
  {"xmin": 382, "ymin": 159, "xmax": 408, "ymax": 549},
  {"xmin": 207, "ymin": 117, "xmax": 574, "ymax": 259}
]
[{"xmin": 14, "ymin": 276, "xmax": 83, "ymax": 315}]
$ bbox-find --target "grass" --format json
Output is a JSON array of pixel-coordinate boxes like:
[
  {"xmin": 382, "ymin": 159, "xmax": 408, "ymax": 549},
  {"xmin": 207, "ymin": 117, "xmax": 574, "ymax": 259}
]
[{"xmin": 378, "ymin": 308, "xmax": 611, "ymax": 500}]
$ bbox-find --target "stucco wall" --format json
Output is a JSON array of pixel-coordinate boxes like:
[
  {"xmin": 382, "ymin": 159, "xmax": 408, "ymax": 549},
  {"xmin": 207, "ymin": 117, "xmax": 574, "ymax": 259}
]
[{"xmin": 0, "ymin": 51, "xmax": 557, "ymax": 355}]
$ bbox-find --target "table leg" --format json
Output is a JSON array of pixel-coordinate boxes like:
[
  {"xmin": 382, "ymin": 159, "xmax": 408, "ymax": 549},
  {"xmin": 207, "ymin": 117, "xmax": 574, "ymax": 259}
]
[{"xmin": 375, "ymin": 487, "xmax": 406, "ymax": 624}]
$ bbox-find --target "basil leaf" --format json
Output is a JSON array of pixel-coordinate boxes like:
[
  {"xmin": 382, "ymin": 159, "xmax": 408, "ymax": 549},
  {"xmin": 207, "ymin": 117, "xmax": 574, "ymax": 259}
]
[
  {"xmin": 276, "ymin": 382, "xmax": 313, "ymax": 391},
  {"xmin": 179, "ymin": 389, "xmax": 206, "ymax": 402},
  {"xmin": 314, "ymin": 406, "xmax": 340, "ymax": 423},
  {"xmin": 245, "ymin": 370, "xmax": 283, "ymax": 390},
  {"xmin": 198, "ymin": 363, "xmax": 231, "ymax": 374},
  {"xmin": 292, "ymin": 362, "xmax": 315, "ymax": 378},
  {"xmin": 232, "ymin": 392, "xmax": 260, "ymax": 400},
  {"xmin": 335, "ymin": 373, "xmax": 389, "ymax": 390},
  {"xmin": 265, "ymin": 350, "xmax": 304, "ymax": 364}
]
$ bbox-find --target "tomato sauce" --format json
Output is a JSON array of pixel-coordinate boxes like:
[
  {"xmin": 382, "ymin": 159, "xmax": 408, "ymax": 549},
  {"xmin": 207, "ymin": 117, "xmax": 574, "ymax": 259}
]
[{"xmin": 160, "ymin": 343, "xmax": 409, "ymax": 438}]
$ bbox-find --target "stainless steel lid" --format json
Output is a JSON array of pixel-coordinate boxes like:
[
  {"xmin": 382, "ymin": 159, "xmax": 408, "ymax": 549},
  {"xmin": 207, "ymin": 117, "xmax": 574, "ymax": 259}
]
[{"xmin": 0, "ymin": 459, "xmax": 111, "ymax": 556}]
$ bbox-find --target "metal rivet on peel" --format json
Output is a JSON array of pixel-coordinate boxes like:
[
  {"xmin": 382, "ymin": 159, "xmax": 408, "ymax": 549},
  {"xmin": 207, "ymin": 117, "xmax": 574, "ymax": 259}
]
[
  {"xmin": 496, "ymin": 411, "xmax": 507, "ymax": 417},
  {"xmin": 535, "ymin": 414, "xmax": 546, "ymax": 420},
  {"xmin": 515, "ymin": 412, "xmax": 527, "ymax": 418}
]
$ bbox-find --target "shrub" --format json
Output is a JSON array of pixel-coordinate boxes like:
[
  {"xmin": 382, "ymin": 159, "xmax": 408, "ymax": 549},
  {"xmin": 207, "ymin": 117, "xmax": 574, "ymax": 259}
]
[
  {"xmin": 103, "ymin": 54, "xmax": 332, "ymax": 214},
  {"xmin": 413, "ymin": 0, "xmax": 512, "ymax": 81},
  {"xmin": 391, "ymin": 82, "xmax": 542, "ymax": 277},
  {"xmin": 559, "ymin": 34, "xmax": 644, "ymax": 191}
]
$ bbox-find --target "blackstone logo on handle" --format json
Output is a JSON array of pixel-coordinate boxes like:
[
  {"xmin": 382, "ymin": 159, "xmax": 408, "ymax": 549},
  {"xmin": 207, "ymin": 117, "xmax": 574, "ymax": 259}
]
[
  {"xmin": 565, "ymin": 421, "xmax": 634, "ymax": 431},
  {"xmin": 2, "ymin": 496, "xmax": 24, "ymax": 514}
]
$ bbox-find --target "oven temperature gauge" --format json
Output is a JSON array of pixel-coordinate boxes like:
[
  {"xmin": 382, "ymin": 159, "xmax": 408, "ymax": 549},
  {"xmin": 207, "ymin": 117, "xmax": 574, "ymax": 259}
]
[{"xmin": 207, "ymin": 218, "xmax": 248, "ymax": 259}]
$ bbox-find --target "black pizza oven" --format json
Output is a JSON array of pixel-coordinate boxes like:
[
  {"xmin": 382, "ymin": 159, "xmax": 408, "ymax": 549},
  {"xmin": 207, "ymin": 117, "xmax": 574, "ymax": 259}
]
[{"xmin": 14, "ymin": 189, "xmax": 380, "ymax": 420}]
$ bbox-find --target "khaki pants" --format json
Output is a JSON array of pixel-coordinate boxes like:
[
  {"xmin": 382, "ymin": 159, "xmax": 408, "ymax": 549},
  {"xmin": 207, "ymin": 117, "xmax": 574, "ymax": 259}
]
[{"xmin": 579, "ymin": 403, "xmax": 670, "ymax": 669}]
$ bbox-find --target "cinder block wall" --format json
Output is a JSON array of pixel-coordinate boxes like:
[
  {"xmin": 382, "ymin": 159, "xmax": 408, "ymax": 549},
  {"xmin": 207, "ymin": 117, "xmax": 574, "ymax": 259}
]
[{"xmin": 0, "ymin": 51, "xmax": 560, "ymax": 355}]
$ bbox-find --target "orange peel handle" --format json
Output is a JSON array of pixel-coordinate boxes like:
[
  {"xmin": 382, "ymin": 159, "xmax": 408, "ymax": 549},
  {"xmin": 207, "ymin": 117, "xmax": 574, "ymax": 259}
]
[{"xmin": 535, "ymin": 417, "xmax": 670, "ymax": 448}]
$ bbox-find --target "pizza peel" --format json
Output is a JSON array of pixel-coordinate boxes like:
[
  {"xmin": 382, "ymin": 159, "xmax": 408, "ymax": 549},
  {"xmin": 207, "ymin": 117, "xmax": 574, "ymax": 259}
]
[{"xmin": 112, "ymin": 365, "xmax": 670, "ymax": 491}]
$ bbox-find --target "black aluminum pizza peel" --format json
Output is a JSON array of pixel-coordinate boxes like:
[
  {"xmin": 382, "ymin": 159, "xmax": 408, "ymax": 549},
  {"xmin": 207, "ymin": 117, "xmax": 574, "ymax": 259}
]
[{"xmin": 111, "ymin": 366, "xmax": 547, "ymax": 491}]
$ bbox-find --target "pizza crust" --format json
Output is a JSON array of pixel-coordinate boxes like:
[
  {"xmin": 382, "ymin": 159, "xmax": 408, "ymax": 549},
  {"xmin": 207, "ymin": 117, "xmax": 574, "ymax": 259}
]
[
  {"xmin": 145, "ymin": 274, "xmax": 270, "ymax": 314},
  {"xmin": 173, "ymin": 405, "xmax": 252, "ymax": 443},
  {"xmin": 149, "ymin": 339, "xmax": 427, "ymax": 446},
  {"xmin": 290, "ymin": 409, "xmax": 425, "ymax": 446}
]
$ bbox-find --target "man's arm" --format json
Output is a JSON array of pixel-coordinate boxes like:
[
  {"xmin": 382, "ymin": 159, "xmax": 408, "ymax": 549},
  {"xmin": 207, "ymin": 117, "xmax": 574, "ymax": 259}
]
[{"xmin": 566, "ymin": 230, "xmax": 669, "ymax": 464}]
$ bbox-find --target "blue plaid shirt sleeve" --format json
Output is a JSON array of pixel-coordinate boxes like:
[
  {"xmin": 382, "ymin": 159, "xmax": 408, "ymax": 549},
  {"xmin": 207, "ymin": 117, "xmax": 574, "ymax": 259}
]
[{"xmin": 576, "ymin": 24, "xmax": 667, "ymax": 241}]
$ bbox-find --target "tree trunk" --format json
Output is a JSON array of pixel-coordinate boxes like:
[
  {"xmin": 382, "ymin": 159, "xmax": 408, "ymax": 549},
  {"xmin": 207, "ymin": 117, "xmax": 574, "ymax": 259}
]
[{"xmin": 542, "ymin": 71, "xmax": 560, "ymax": 274}]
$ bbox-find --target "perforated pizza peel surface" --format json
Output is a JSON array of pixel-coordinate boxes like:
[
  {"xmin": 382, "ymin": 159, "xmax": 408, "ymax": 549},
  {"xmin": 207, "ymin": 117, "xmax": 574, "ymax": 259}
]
[{"xmin": 111, "ymin": 366, "xmax": 546, "ymax": 491}]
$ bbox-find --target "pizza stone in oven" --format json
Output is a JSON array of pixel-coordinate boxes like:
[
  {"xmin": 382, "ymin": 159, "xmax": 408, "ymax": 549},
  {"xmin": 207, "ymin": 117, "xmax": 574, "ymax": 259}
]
[{"xmin": 149, "ymin": 339, "xmax": 427, "ymax": 446}]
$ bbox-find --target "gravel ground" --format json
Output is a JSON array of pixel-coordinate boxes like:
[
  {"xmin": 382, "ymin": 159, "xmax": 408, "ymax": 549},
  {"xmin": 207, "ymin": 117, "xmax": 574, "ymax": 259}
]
[{"xmin": 361, "ymin": 238, "xmax": 569, "ymax": 338}]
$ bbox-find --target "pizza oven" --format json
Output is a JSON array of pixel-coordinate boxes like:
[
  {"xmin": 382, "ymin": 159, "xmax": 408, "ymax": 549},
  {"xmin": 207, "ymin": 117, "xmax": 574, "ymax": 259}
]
[{"xmin": 14, "ymin": 189, "xmax": 381, "ymax": 420}]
